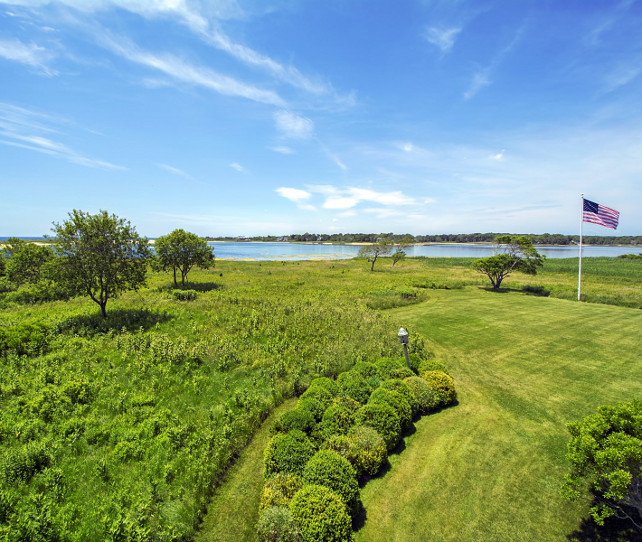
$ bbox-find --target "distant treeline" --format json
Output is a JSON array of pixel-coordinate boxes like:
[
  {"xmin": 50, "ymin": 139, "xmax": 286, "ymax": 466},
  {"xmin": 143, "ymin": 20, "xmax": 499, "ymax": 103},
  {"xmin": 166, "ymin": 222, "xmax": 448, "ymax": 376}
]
[{"xmin": 206, "ymin": 232, "xmax": 642, "ymax": 246}]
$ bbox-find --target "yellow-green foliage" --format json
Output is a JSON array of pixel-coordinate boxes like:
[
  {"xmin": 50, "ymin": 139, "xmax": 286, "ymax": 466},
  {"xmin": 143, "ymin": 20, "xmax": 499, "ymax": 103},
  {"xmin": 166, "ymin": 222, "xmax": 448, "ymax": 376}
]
[
  {"xmin": 354, "ymin": 402, "xmax": 401, "ymax": 452},
  {"xmin": 420, "ymin": 370, "xmax": 457, "ymax": 406},
  {"xmin": 259, "ymin": 473, "xmax": 304, "ymax": 513},
  {"xmin": 403, "ymin": 376, "xmax": 438, "ymax": 413},
  {"xmin": 263, "ymin": 430, "xmax": 315, "ymax": 478},
  {"xmin": 303, "ymin": 450, "xmax": 360, "ymax": 514},
  {"xmin": 290, "ymin": 485, "xmax": 354, "ymax": 542},
  {"xmin": 368, "ymin": 388, "xmax": 412, "ymax": 431},
  {"xmin": 346, "ymin": 425, "xmax": 387, "ymax": 477}
]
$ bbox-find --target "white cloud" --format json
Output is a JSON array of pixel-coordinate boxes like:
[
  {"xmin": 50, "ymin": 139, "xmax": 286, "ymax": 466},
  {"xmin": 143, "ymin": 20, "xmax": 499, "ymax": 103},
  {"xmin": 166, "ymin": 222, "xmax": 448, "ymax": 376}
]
[
  {"xmin": 424, "ymin": 26, "xmax": 461, "ymax": 53},
  {"xmin": 229, "ymin": 162, "xmax": 246, "ymax": 173},
  {"xmin": 274, "ymin": 110, "xmax": 314, "ymax": 139},
  {"xmin": 0, "ymin": 38, "xmax": 57, "ymax": 75},
  {"xmin": 156, "ymin": 162, "xmax": 191, "ymax": 178},
  {"xmin": 464, "ymin": 70, "xmax": 490, "ymax": 100},
  {"xmin": 489, "ymin": 150, "xmax": 505, "ymax": 161},
  {"xmin": 276, "ymin": 186, "xmax": 315, "ymax": 211},
  {"xmin": 268, "ymin": 145, "xmax": 295, "ymax": 155},
  {"xmin": 305, "ymin": 185, "xmax": 417, "ymax": 210}
]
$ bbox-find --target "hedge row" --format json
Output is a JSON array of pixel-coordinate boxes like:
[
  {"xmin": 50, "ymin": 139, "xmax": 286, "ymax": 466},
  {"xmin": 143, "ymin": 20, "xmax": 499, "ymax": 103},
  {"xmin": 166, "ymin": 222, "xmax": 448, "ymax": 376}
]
[{"xmin": 258, "ymin": 353, "xmax": 457, "ymax": 541}]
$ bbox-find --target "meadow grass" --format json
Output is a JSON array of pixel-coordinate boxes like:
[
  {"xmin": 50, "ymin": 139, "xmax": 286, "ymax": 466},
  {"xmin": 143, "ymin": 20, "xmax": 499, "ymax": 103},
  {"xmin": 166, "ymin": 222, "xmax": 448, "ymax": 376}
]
[{"xmin": 356, "ymin": 288, "xmax": 642, "ymax": 541}]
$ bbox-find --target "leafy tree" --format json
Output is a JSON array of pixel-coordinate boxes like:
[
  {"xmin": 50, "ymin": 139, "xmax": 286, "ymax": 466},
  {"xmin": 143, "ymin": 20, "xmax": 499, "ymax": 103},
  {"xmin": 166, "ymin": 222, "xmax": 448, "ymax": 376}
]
[
  {"xmin": 473, "ymin": 235, "xmax": 544, "ymax": 289},
  {"xmin": 358, "ymin": 237, "xmax": 393, "ymax": 271},
  {"xmin": 561, "ymin": 400, "xmax": 642, "ymax": 531},
  {"xmin": 153, "ymin": 229, "xmax": 214, "ymax": 286},
  {"xmin": 391, "ymin": 237, "xmax": 413, "ymax": 266},
  {"xmin": 50, "ymin": 210, "xmax": 151, "ymax": 317},
  {"xmin": 3, "ymin": 239, "xmax": 54, "ymax": 285}
]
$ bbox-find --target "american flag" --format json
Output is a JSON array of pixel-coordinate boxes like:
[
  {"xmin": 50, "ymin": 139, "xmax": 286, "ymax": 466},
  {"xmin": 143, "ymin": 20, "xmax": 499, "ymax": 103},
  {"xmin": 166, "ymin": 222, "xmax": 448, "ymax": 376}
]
[{"xmin": 582, "ymin": 198, "xmax": 620, "ymax": 230}]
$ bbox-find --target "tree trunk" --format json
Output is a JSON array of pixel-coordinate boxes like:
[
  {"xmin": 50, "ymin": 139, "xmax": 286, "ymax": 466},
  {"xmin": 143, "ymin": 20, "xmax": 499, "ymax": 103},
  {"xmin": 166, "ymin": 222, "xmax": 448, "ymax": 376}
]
[
  {"xmin": 173, "ymin": 267, "xmax": 177, "ymax": 286},
  {"xmin": 100, "ymin": 301, "xmax": 107, "ymax": 318},
  {"xmin": 369, "ymin": 256, "xmax": 377, "ymax": 271}
]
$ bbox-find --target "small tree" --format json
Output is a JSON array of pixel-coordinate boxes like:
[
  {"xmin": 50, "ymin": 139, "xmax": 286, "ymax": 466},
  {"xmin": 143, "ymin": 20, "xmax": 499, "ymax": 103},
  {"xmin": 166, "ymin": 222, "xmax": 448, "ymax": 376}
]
[
  {"xmin": 51, "ymin": 210, "xmax": 151, "ymax": 317},
  {"xmin": 153, "ymin": 229, "xmax": 214, "ymax": 286},
  {"xmin": 3, "ymin": 238, "xmax": 54, "ymax": 286},
  {"xmin": 561, "ymin": 400, "xmax": 642, "ymax": 531},
  {"xmin": 391, "ymin": 237, "xmax": 413, "ymax": 266},
  {"xmin": 473, "ymin": 235, "xmax": 544, "ymax": 289},
  {"xmin": 358, "ymin": 237, "xmax": 393, "ymax": 271}
]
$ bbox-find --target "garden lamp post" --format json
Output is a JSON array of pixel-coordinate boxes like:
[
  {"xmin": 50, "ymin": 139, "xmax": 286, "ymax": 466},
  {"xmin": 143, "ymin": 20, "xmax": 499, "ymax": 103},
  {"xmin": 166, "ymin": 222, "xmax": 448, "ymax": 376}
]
[{"xmin": 398, "ymin": 328, "xmax": 410, "ymax": 368}]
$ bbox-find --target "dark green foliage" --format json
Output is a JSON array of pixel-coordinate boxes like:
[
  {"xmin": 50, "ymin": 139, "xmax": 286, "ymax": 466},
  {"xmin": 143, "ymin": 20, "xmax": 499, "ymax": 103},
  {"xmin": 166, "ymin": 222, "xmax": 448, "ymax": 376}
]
[
  {"xmin": 346, "ymin": 425, "xmax": 387, "ymax": 477},
  {"xmin": 172, "ymin": 289, "xmax": 198, "ymax": 301},
  {"xmin": 388, "ymin": 367, "xmax": 415, "ymax": 380},
  {"xmin": 351, "ymin": 361, "xmax": 381, "ymax": 380},
  {"xmin": 264, "ymin": 431, "xmax": 316, "ymax": 477},
  {"xmin": 337, "ymin": 371, "xmax": 372, "ymax": 405},
  {"xmin": 259, "ymin": 473, "xmax": 304, "ymax": 513},
  {"xmin": 320, "ymin": 404, "xmax": 355, "ymax": 439},
  {"xmin": 303, "ymin": 450, "xmax": 359, "ymax": 515},
  {"xmin": 417, "ymin": 359, "xmax": 450, "ymax": 376},
  {"xmin": 257, "ymin": 506, "xmax": 301, "ymax": 542},
  {"xmin": 2, "ymin": 441, "xmax": 52, "ymax": 484},
  {"xmin": 368, "ymin": 388, "xmax": 412, "ymax": 431},
  {"xmin": 299, "ymin": 386, "xmax": 334, "ymax": 410},
  {"xmin": 272, "ymin": 408, "xmax": 316, "ymax": 436},
  {"xmin": 521, "ymin": 284, "xmax": 551, "ymax": 296},
  {"xmin": 421, "ymin": 370, "xmax": 457, "ymax": 406},
  {"xmin": 403, "ymin": 376, "xmax": 438, "ymax": 414},
  {"xmin": 374, "ymin": 357, "xmax": 406, "ymax": 379},
  {"xmin": 354, "ymin": 402, "xmax": 401, "ymax": 452},
  {"xmin": 153, "ymin": 229, "xmax": 214, "ymax": 286},
  {"xmin": 380, "ymin": 379, "xmax": 420, "ymax": 417},
  {"xmin": 561, "ymin": 400, "xmax": 642, "ymax": 530},
  {"xmin": 0, "ymin": 321, "xmax": 49, "ymax": 358},
  {"xmin": 3, "ymin": 240, "xmax": 54, "ymax": 286},
  {"xmin": 290, "ymin": 485, "xmax": 353, "ymax": 542},
  {"xmin": 296, "ymin": 398, "xmax": 326, "ymax": 422},
  {"xmin": 306, "ymin": 377, "xmax": 339, "ymax": 397}
]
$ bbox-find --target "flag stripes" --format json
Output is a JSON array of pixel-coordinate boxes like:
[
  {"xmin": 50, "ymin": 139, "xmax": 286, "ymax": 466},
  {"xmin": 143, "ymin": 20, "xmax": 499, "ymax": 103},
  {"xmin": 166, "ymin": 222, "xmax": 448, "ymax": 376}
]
[{"xmin": 582, "ymin": 198, "xmax": 620, "ymax": 230}]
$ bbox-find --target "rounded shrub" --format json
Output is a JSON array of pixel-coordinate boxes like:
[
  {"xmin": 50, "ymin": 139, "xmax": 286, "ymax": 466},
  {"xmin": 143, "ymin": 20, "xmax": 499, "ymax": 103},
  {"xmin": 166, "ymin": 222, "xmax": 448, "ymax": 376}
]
[
  {"xmin": 303, "ymin": 449, "xmax": 359, "ymax": 515},
  {"xmin": 256, "ymin": 506, "xmax": 301, "ymax": 542},
  {"xmin": 353, "ymin": 402, "xmax": 401, "ymax": 452},
  {"xmin": 346, "ymin": 425, "xmax": 387, "ymax": 477},
  {"xmin": 321, "ymin": 434, "xmax": 352, "ymax": 460},
  {"xmin": 320, "ymin": 404, "xmax": 355, "ymax": 439},
  {"xmin": 290, "ymin": 485, "xmax": 353, "ymax": 542},
  {"xmin": 264, "ymin": 430, "xmax": 315, "ymax": 477},
  {"xmin": 421, "ymin": 370, "xmax": 457, "ymax": 407},
  {"xmin": 373, "ymin": 357, "xmax": 406, "ymax": 379},
  {"xmin": 330, "ymin": 395, "xmax": 360, "ymax": 413},
  {"xmin": 388, "ymin": 367, "xmax": 415, "ymax": 380},
  {"xmin": 368, "ymin": 388, "xmax": 412, "ymax": 431},
  {"xmin": 307, "ymin": 377, "xmax": 339, "ymax": 397},
  {"xmin": 404, "ymin": 376, "xmax": 438, "ymax": 414},
  {"xmin": 351, "ymin": 361, "xmax": 381, "ymax": 382},
  {"xmin": 296, "ymin": 397, "xmax": 326, "ymax": 422},
  {"xmin": 417, "ymin": 359, "xmax": 450, "ymax": 375},
  {"xmin": 271, "ymin": 408, "xmax": 316, "ymax": 435},
  {"xmin": 259, "ymin": 473, "xmax": 304, "ymax": 512},
  {"xmin": 380, "ymin": 379, "xmax": 420, "ymax": 417},
  {"xmin": 337, "ymin": 371, "xmax": 372, "ymax": 405},
  {"xmin": 299, "ymin": 386, "xmax": 333, "ymax": 410}
]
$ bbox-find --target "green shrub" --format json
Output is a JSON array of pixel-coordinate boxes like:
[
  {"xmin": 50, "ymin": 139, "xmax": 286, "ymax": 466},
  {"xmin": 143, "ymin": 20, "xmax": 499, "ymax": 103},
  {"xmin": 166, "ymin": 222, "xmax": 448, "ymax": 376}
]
[
  {"xmin": 297, "ymin": 398, "xmax": 326, "ymax": 422},
  {"xmin": 172, "ymin": 289, "xmax": 198, "ymax": 301},
  {"xmin": 290, "ymin": 485, "xmax": 353, "ymax": 542},
  {"xmin": 388, "ymin": 367, "xmax": 415, "ymax": 380},
  {"xmin": 380, "ymin": 379, "xmax": 420, "ymax": 417},
  {"xmin": 272, "ymin": 408, "xmax": 316, "ymax": 435},
  {"xmin": 307, "ymin": 377, "xmax": 339, "ymax": 397},
  {"xmin": 259, "ymin": 473, "xmax": 304, "ymax": 512},
  {"xmin": 351, "ymin": 362, "xmax": 381, "ymax": 380},
  {"xmin": 521, "ymin": 284, "xmax": 551, "ymax": 296},
  {"xmin": 407, "ymin": 353, "xmax": 424, "ymax": 374},
  {"xmin": 421, "ymin": 370, "xmax": 457, "ymax": 407},
  {"xmin": 299, "ymin": 386, "xmax": 334, "ymax": 410},
  {"xmin": 337, "ymin": 371, "xmax": 372, "ymax": 405},
  {"xmin": 320, "ymin": 404, "xmax": 355, "ymax": 439},
  {"xmin": 264, "ymin": 430, "xmax": 315, "ymax": 477},
  {"xmin": 0, "ymin": 321, "xmax": 49, "ymax": 358},
  {"xmin": 256, "ymin": 506, "xmax": 301, "ymax": 542},
  {"xmin": 330, "ymin": 395, "xmax": 360, "ymax": 413},
  {"xmin": 404, "ymin": 376, "xmax": 438, "ymax": 414},
  {"xmin": 321, "ymin": 434, "xmax": 352, "ymax": 460},
  {"xmin": 353, "ymin": 402, "xmax": 401, "ymax": 452},
  {"xmin": 303, "ymin": 450, "xmax": 359, "ymax": 515},
  {"xmin": 346, "ymin": 425, "xmax": 387, "ymax": 477},
  {"xmin": 417, "ymin": 359, "xmax": 450, "ymax": 375},
  {"xmin": 368, "ymin": 388, "xmax": 412, "ymax": 431},
  {"xmin": 373, "ymin": 357, "xmax": 406, "ymax": 379}
]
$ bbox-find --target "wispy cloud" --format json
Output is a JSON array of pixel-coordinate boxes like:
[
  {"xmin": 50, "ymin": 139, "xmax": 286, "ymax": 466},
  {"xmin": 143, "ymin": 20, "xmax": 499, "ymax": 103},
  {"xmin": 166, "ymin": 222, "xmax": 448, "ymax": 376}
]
[
  {"xmin": 274, "ymin": 110, "xmax": 314, "ymax": 139},
  {"xmin": 276, "ymin": 187, "xmax": 316, "ymax": 211},
  {"xmin": 97, "ymin": 32, "xmax": 286, "ymax": 107},
  {"xmin": 602, "ymin": 58, "xmax": 642, "ymax": 93},
  {"xmin": 0, "ymin": 102, "xmax": 126, "ymax": 170},
  {"xmin": 424, "ymin": 26, "xmax": 462, "ymax": 54},
  {"xmin": 156, "ymin": 162, "xmax": 192, "ymax": 178},
  {"xmin": 0, "ymin": 38, "xmax": 57, "ymax": 75},
  {"xmin": 229, "ymin": 162, "xmax": 247, "ymax": 173},
  {"xmin": 303, "ymin": 185, "xmax": 417, "ymax": 210},
  {"xmin": 268, "ymin": 145, "xmax": 295, "ymax": 155}
]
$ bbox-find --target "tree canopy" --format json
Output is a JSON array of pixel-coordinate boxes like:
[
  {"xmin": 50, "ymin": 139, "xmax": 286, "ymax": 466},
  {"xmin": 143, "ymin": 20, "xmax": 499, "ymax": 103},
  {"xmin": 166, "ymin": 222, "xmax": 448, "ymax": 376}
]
[
  {"xmin": 358, "ymin": 238, "xmax": 394, "ymax": 271},
  {"xmin": 473, "ymin": 235, "xmax": 544, "ymax": 289},
  {"xmin": 2, "ymin": 237, "xmax": 54, "ymax": 286},
  {"xmin": 153, "ymin": 229, "xmax": 214, "ymax": 286},
  {"xmin": 561, "ymin": 400, "xmax": 642, "ymax": 531},
  {"xmin": 51, "ymin": 210, "xmax": 151, "ymax": 317}
]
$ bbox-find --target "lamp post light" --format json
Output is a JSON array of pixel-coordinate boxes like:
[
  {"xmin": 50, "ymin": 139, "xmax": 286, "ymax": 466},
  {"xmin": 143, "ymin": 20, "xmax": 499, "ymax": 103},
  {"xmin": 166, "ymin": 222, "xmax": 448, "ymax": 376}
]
[{"xmin": 398, "ymin": 328, "xmax": 410, "ymax": 368}]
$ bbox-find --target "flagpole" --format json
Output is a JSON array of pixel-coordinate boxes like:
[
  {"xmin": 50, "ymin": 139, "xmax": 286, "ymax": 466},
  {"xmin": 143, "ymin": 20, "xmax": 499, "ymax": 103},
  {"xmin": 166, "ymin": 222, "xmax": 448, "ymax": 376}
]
[{"xmin": 578, "ymin": 194, "xmax": 583, "ymax": 301}]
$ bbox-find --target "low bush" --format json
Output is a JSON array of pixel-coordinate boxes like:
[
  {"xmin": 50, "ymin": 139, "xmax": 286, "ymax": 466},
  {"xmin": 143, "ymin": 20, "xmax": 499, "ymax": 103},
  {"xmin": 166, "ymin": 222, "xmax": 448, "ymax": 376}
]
[
  {"xmin": 264, "ymin": 430, "xmax": 316, "ymax": 477},
  {"xmin": 303, "ymin": 450, "xmax": 359, "ymax": 515},
  {"xmin": 373, "ymin": 357, "xmax": 406, "ymax": 379},
  {"xmin": 321, "ymin": 435, "xmax": 352, "ymax": 461},
  {"xmin": 521, "ymin": 284, "xmax": 551, "ymax": 297},
  {"xmin": 306, "ymin": 377, "xmax": 339, "ymax": 397},
  {"xmin": 299, "ymin": 386, "xmax": 334, "ymax": 410},
  {"xmin": 353, "ymin": 402, "xmax": 401, "ymax": 452},
  {"xmin": 259, "ymin": 473, "xmax": 304, "ymax": 513},
  {"xmin": 380, "ymin": 379, "xmax": 420, "ymax": 417},
  {"xmin": 0, "ymin": 321, "xmax": 50, "ymax": 358},
  {"xmin": 172, "ymin": 289, "xmax": 198, "ymax": 301},
  {"xmin": 368, "ymin": 388, "xmax": 412, "ymax": 431},
  {"xmin": 346, "ymin": 425, "xmax": 387, "ymax": 477},
  {"xmin": 421, "ymin": 370, "xmax": 457, "ymax": 407},
  {"xmin": 403, "ymin": 376, "xmax": 438, "ymax": 414},
  {"xmin": 417, "ymin": 359, "xmax": 450, "ymax": 375},
  {"xmin": 337, "ymin": 371, "xmax": 372, "ymax": 405},
  {"xmin": 290, "ymin": 485, "xmax": 353, "ymax": 542},
  {"xmin": 272, "ymin": 408, "xmax": 316, "ymax": 436},
  {"xmin": 256, "ymin": 506, "xmax": 301, "ymax": 542},
  {"xmin": 388, "ymin": 367, "xmax": 415, "ymax": 380},
  {"xmin": 351, "ymin": 362, "xmax": 381, "ymax": 380},
  {"xmin": 320, "ymin": 404, "xmax": 355, "ymax": 439},
  {"xmin": 296, "ymin": 398, "xmax": 326, "ymax": 422}
]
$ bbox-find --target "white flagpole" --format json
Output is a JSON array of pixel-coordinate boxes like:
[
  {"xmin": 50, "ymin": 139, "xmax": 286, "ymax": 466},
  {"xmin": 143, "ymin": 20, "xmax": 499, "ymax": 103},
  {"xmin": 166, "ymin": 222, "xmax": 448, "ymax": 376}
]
[{"xmin": 578, "ymin": 194, "xmax": 584, "ymax": 301}]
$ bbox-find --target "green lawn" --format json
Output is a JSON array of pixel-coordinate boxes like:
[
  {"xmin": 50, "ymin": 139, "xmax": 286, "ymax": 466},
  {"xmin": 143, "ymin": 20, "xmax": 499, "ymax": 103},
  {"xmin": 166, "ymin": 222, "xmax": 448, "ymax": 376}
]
[{"xmin": 356, "ymin": 288, "xmax": 642, "ymax": 541}]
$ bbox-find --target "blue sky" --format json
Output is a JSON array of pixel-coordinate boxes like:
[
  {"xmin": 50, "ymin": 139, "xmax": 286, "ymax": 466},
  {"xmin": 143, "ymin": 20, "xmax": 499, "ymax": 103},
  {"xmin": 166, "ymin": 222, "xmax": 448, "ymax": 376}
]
[{"xmin": 1, "ymin": 0, "xmax": 641, "ymax": 237}]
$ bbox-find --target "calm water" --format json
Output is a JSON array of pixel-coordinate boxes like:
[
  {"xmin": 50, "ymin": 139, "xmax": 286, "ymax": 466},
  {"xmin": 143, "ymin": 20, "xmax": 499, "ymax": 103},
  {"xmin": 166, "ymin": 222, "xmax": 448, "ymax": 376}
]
[{"xmin": 209, "ymin": 242, "xmax": 639, "ymax": 261}]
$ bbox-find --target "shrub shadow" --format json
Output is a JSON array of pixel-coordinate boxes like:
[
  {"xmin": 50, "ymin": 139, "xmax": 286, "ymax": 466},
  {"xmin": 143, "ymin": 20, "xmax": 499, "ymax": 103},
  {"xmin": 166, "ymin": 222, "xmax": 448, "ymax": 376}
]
[
  {"xmin": 352, "ymin": 500, "xmax": 367, "ymax": 532},
  {"xmin": 56, "ymin": 308, "xmax": 172, "ymax": 336},
  {"xmin": 163, "ymin": 282, "xmax": 223, "ymax": 292},
  {"xmin": 566, "ymin": 513, "xmax": 639, "ymax": 541}
]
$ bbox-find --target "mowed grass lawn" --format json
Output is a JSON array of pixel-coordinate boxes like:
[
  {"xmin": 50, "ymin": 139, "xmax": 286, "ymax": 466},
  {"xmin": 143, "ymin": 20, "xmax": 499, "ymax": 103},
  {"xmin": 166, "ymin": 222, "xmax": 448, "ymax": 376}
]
[{"xmin": 357, "ymin": 287, "xmax": 642, "ymax": 542}]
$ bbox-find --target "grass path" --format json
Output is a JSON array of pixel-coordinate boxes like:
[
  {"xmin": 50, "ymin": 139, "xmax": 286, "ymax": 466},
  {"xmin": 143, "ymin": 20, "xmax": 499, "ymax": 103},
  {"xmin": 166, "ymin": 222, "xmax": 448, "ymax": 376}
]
[
  {"xmin": 356, "ymin": 288, "xmax": 642, "ymax": 541},
  {"xmin": 195, "ymin": 398, "xmax": 297, "ymax": 542}
]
